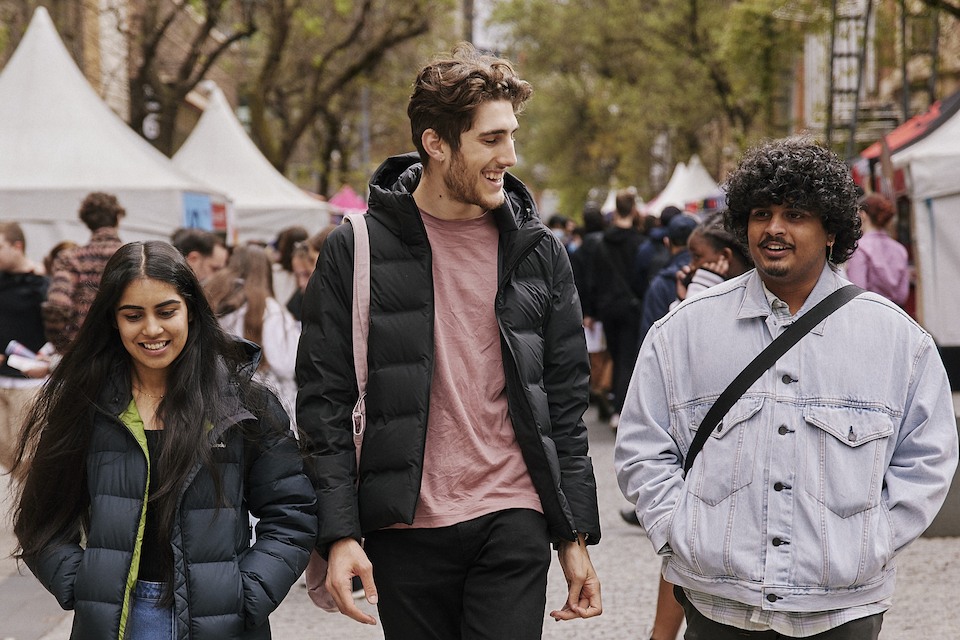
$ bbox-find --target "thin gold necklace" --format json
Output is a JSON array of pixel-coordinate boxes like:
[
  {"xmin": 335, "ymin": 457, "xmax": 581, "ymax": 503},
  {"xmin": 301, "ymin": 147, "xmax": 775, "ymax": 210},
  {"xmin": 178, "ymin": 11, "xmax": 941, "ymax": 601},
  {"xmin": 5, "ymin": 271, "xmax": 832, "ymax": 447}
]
[{"xmin": 133, "ymin": 386, "xmax": 165, "ymax": 400}]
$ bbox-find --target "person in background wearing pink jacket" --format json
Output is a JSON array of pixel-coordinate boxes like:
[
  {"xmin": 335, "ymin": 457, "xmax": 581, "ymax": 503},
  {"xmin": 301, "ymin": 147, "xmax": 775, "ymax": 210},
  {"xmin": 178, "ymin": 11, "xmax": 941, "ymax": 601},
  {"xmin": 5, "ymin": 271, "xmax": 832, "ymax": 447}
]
[{"xmin": 845, "ymin": 194, "xmax": 909, "ymax": 306}]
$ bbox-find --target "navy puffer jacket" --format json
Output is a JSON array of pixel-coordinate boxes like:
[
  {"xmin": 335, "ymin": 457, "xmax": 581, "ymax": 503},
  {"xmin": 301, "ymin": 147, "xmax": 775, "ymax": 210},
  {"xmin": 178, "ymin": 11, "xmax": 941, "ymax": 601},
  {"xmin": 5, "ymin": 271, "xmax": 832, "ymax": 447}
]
[
  {"xmin": 297, "ymin": 153, "xmax": 600, "ymax": 550},
  {"xmin": 25, "ymin": 344, "xmax": 317, "ymax": 639}
]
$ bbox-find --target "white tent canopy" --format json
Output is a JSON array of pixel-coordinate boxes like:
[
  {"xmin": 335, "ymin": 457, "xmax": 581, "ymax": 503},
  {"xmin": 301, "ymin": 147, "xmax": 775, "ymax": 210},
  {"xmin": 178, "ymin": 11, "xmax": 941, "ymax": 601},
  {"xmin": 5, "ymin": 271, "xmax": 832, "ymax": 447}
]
[
  {"xmin": 0, "ymin": 7, "xmax": 227, "ymax": 262},
  {"xmin": 890, "ymin": 112, "xmax": 960, "ymax": 347},
  {"xmin": 173, "ymin": 84, "xmax": 330, "ymax": 243},
  {"xmin": 644, "ymin": 155, "xmax": 721, "ymax": 216}
]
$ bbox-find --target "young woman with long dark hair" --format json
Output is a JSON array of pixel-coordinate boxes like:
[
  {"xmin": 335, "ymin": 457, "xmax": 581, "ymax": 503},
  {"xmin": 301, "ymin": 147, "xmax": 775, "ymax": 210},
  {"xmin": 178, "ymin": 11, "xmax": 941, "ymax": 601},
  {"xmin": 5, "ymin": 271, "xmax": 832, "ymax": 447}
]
[{"xmin": 11, "ymin": 240, "xmax": 317, "ymax": 639}]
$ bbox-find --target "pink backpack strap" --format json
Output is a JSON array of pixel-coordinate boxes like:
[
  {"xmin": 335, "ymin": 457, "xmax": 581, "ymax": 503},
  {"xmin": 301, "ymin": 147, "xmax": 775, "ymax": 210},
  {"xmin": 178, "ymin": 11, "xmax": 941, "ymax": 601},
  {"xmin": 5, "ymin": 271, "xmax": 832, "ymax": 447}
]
[
  {"xmin": 304, "ymin": 213, "xmax": 370, "ymax": 614},
  {"xmin": 344, "ymin": 213, "xmax": 369, "ymax": 463}
]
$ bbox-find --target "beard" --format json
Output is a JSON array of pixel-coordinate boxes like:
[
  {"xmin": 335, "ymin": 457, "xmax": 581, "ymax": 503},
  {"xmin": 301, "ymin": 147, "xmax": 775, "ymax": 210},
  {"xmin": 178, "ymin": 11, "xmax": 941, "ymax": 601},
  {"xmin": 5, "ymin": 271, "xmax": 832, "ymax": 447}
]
[
  {"xmin": 443, "ymin": 151, "xmax": 506, "ymax": 211},
  {"xmin": 757, "ymin": 260, "xmax": 789, "ymax": 279}
]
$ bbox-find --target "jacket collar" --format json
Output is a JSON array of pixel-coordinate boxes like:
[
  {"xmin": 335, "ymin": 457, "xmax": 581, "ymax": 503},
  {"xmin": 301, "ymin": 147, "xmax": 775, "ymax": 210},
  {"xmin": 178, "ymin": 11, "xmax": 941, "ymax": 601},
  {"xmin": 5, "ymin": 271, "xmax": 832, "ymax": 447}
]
[
  {"xmin": 737, "ymin": 264, "xmax": 849, "ymax": 336},
  {"xmin": 366, "ymin": 152, "xmax": 540, "ymax": 244}
]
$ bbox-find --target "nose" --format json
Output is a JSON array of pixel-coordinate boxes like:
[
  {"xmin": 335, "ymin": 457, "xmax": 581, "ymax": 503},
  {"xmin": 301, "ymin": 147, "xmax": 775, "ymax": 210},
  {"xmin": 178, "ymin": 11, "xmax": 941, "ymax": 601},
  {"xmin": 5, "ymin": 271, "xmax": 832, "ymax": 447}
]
[
  {"xmin": 499, "ymin": 138, "xmax": 517, "ymax": 168},
  {"xmin": 142, "ymin": 315, "xmax": 163, "ymax": 337},
  {"xmin": 767, "ymin": 210, "xmax": 788, "ymax": 235}
]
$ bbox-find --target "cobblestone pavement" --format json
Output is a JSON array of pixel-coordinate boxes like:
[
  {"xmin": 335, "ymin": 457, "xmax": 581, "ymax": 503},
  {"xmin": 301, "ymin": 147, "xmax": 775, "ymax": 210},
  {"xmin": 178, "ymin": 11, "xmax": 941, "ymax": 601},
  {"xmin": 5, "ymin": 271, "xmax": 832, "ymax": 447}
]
[{"xmin": 3, "ymin": 398, "xmax": 959, "ymax": 640}]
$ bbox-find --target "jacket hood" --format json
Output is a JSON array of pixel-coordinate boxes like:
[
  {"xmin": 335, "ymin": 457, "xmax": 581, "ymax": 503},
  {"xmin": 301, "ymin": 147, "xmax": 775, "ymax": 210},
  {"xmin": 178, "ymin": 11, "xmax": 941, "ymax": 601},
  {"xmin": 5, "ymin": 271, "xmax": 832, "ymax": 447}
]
[{"xmin": 368, "ymin": 152, "xmax": 540, "ymax": 231}]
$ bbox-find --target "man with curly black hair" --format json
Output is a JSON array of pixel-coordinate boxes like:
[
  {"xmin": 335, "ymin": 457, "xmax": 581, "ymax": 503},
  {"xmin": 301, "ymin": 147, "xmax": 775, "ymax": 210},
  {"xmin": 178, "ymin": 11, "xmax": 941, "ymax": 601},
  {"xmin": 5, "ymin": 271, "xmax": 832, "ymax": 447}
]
[{"xmin": 615, "ymin": 138, "xmax": 957, "ymax": 639}]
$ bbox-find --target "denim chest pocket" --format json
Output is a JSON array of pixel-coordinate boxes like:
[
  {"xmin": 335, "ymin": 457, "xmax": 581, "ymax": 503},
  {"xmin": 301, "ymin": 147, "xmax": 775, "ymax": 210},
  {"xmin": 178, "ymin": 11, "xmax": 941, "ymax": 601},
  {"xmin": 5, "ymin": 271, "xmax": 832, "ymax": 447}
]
[
  {"xmin": 802, "ymin": 406, "xmax": 895, "ymax": 518},
  {"xmin": 685, "ymin": 396, "xmax": 763, "ymax": 506}
]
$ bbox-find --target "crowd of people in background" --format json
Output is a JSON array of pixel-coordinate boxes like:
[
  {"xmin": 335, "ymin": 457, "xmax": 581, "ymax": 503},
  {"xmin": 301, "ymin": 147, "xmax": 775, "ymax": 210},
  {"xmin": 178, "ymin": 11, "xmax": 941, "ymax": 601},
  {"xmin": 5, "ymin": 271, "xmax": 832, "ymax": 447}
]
[
  {"xmin": 0, "ymin": 42, "xmax": 952, "ymax": 640},
  {"xmin": 0, "ymin": 189, "xmax": 343, "ymax": 474}
]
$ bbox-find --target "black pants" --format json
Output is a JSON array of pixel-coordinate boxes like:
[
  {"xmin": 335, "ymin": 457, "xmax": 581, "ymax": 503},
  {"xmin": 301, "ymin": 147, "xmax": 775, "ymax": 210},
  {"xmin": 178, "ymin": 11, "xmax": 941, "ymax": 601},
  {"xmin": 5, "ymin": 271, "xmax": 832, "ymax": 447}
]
[
  {"xmin": 675, "ymin": 586, "xmax": 883, "ymax": 639},
  {"xmin": 603, "ymin": 315, "xmax": 641, "ymax": 413},
  {"xmin": 364, "ymin": 508, "xmax": 551, "ymax": 640}
]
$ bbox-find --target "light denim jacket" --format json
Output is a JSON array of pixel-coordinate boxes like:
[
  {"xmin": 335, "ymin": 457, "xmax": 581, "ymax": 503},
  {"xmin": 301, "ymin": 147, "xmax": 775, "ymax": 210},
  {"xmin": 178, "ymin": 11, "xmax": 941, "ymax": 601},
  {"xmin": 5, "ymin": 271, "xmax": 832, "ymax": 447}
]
[{"xmin": 615, "ymin": 265, "xmax": 958, "ymax": 612}]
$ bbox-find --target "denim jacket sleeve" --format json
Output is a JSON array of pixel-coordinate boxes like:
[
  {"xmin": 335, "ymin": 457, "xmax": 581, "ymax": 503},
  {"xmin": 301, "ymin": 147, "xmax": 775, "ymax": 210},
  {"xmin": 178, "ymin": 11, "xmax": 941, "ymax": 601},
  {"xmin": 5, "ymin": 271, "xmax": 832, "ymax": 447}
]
[
  {"xmin": 884, "ymin": 333, "xmax": 959, "ymax": 553},
  {"xmin": 613, "ymin": 324, "xmax": 685, "ymax": 555}
]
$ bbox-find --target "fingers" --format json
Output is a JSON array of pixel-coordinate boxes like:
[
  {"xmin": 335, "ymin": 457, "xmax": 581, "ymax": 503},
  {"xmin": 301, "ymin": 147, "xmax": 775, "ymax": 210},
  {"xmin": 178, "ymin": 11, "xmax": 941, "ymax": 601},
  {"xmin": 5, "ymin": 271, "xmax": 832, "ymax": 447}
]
[
  {"xmin": 358, "ymin": 561, "xmax": 378, "ymax": 607},
  {"xmin": 326, "ymin": 539, "xmax": 378, "ymax": 625},
  {"xmin": 328, "ymin": 569, "xmax": 378, "ymax": 625},
  {"xmin": 552, "ymin": 542, "xmax": 603, "ymax": 621}
]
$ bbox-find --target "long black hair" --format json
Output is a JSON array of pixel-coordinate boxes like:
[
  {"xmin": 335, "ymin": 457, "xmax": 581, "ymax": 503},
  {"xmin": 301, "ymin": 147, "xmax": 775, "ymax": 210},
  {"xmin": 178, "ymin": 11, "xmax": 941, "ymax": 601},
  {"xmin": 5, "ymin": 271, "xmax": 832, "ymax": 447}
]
[{"xmin": 11, "ymin": 241, "xmax": 267, "ymax": 584}]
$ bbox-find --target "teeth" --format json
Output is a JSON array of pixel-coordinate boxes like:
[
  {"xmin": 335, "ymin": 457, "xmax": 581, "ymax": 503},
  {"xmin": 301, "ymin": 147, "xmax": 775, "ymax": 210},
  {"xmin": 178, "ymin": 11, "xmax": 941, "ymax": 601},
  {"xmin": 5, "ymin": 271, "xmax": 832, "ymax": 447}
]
[
  {"xmin": 483, "ymin": 172, "xmax": 502, "ymax": 182},
  {"xmin": 142, "ymin": 342, "xmax": 167, "ymax": 350}
]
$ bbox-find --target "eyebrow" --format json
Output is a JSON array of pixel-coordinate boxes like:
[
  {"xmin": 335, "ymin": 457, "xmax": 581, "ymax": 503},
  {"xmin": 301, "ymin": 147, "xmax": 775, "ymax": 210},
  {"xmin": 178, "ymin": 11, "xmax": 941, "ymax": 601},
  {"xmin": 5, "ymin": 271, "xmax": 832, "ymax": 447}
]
[
  {"xmin": 117, "ymin": 299, "xmax": 182, "ymax": 312},
  {"xmin": 476, "ymin": 125, "xmax": 519, "ymax": 137}
]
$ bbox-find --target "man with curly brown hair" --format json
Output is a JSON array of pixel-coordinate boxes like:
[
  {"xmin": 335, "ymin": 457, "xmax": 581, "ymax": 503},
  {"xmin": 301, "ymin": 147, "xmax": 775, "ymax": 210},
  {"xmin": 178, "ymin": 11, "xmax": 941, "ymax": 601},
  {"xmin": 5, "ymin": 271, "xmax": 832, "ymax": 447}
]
[
  {"xmin": 297, "ymin": 44, "xmax": 601, "ymax": 639},
  {"xmin": 42, "ymin": 191, "xmax": 125, "ymax": 352},
  {"xmin": 615, "ymin": 138, "xmax": 957, "ymax": 639}
]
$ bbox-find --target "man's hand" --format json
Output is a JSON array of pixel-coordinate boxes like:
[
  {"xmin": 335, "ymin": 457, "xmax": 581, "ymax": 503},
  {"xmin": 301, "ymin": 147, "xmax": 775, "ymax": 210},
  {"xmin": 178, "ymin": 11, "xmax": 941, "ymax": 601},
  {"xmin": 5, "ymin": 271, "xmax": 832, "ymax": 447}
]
[
  {"xmin": 326, "ymin": 537, "xmax": 378, "ymax": 625},
  {"xmin": 550, "ymin": 534, "xmax": 602, "ymax": 621}
]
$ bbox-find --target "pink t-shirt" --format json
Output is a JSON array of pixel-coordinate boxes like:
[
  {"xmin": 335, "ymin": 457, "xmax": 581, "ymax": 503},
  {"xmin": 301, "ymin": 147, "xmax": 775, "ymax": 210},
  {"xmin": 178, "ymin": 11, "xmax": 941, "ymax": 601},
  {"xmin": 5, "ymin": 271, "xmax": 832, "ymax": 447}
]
[{"xmin": 400, "ymin": 210, "xmax": 542, "ymax": 528}]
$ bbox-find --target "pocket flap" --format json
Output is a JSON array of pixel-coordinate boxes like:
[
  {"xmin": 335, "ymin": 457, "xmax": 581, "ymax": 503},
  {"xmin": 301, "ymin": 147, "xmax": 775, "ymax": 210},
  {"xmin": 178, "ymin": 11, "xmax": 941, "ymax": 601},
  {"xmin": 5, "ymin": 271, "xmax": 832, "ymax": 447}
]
[
  {"xmin": 689, "ymin": 396, "xmax": 763, "ymax": 441},
  {"xmin": 803, "ymin": 406, "xmax": 895, "ymax": 447}
]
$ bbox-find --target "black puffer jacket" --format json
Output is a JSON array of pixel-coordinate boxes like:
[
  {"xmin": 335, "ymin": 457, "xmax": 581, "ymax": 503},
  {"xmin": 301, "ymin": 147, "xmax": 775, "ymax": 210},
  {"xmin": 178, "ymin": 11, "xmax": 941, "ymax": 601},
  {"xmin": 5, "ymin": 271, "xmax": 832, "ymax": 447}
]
[
  {"xmin": 297, "ymin": 153, "xmax": 600, "ymax": 549},
  {"xmin": 25, "ymin": 344, "xmax": 317, "ymax": 639}
]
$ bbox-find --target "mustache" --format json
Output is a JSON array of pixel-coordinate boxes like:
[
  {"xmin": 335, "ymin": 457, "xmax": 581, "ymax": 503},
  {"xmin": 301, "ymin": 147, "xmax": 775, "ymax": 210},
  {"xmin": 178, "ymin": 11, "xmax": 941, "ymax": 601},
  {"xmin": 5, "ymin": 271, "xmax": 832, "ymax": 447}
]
[{"xmin": 759, "ymin": 236, "xmax": 794, "ymax": 249}]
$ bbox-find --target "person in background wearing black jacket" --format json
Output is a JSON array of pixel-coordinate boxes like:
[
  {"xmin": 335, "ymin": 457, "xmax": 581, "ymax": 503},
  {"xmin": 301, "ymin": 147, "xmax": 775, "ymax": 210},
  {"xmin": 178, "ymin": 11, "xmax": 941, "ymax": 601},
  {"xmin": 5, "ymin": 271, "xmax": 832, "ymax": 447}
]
[
  {"xmin": 582, "ymin": 189, "xmax": 646, "ymax": 429},
  {"xmin": 11, "ymin": 241, "xmax": 317, "ymax": 639},
  {"xmin": 296, "ymin": 43, "xmax": 602, "ymax": 639},
  {"xmin": 0, "ymin": 221, "xmax": 48, "ymax": 477},
  {"xmin": 570, "ymin": 205, "xmax": 614, "ymax": 421}
]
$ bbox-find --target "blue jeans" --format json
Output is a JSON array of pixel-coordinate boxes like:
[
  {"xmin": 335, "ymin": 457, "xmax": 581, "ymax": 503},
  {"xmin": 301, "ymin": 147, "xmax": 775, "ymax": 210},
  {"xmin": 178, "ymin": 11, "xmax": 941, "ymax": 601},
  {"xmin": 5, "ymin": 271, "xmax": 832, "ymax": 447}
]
[{"xmin": 126, "ymin": 580, "xmax": 175, "ymax": 640}]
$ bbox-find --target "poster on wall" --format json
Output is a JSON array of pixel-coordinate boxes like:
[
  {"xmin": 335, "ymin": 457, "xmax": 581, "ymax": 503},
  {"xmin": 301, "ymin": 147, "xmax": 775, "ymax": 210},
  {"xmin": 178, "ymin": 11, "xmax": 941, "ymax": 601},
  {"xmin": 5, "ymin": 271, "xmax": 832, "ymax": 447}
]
[{"xmin": 182, "ymin": 192, "xmax": 213, "ymax": 230}]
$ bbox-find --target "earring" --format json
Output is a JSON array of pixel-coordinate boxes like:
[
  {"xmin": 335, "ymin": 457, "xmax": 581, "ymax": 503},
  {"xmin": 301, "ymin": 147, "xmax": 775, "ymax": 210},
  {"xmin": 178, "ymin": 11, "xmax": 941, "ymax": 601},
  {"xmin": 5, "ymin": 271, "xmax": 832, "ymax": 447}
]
[{"xmin": 827, "ymin": 243, "xmax": 834, "ymax": 263}]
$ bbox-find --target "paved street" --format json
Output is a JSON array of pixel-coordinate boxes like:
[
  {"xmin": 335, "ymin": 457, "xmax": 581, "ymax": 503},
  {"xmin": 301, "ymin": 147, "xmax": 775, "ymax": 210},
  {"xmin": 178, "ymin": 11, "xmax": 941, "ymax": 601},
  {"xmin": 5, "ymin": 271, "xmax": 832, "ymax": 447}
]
[{"xmin": 3, "ymin": 396, "xmax": 959, "ymax": 640}]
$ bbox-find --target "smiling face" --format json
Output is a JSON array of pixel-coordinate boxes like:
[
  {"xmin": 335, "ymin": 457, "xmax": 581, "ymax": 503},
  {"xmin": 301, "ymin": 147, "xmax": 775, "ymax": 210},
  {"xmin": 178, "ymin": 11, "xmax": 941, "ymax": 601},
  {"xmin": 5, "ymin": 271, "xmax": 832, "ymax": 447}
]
[
  {"xmin": 747, "ymin": 203, "xmax": 834, "ymax": 302},
  {"xmin": 439, "ymin": 99, "xmax": 519, "ymax": 216},
  {"xmin": 116, "ymin": 277, "xmax": 189, "ymax": 385}
]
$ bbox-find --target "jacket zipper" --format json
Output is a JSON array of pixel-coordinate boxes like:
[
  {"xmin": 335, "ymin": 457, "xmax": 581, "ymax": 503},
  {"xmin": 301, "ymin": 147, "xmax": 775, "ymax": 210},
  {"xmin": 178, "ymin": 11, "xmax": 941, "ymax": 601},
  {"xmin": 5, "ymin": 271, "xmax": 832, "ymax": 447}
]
[{"xmin": 496, "ymin": 231, "xmax": 579, "ymax": 541}]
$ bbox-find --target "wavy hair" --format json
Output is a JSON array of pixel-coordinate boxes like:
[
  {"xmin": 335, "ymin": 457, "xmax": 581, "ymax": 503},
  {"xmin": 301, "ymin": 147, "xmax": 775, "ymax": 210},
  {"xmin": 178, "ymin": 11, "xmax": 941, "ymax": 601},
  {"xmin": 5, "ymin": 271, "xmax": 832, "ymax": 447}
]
[
  {"xmin": 408, "ymin": 42, "xmax": 532, "ymax": 165},
  {"xmin": 12, "ymin": 241, "xmax": 270, "ymax": 598},
  {"xmin": 723, "ymin": 138, "xmax": 862, "ymax": 264}
]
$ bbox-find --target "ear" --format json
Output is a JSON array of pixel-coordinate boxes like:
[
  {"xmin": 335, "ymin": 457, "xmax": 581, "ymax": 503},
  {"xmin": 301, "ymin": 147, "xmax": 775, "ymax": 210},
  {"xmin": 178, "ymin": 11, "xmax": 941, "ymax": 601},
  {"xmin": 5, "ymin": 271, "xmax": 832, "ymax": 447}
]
[{"xmin": 421, "ymin": 128, "xmax": 447, "ymax": 164}]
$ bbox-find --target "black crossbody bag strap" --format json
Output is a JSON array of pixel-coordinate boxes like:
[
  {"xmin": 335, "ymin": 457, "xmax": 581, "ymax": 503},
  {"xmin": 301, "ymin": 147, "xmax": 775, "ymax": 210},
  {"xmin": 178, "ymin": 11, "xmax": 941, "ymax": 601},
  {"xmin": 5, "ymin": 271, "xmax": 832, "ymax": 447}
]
[{"xmin": 683, "ymin": 284, "xmax": 863, "ymax": 474}]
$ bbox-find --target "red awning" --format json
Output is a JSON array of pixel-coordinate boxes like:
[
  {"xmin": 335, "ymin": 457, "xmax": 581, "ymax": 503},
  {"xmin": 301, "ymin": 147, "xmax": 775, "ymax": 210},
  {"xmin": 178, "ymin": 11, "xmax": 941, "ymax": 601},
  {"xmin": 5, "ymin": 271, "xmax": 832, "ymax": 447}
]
[{"xmin": 861, "ymin": 89, "xmax": 960, "ymax": 159}]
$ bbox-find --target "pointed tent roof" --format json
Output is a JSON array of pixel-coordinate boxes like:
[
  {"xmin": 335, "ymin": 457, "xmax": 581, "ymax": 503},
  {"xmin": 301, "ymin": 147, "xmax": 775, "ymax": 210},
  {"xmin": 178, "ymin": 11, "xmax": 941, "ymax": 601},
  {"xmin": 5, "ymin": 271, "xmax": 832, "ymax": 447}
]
[
  {"xmin": 644, "ymin": 155, "xmax": 721, "ymax": 216},
  {"xmin": 329, "ymin": 184, "xmax": 367, "ymax": 213},
  {"xmin": 173, "ymin": 84, "xmax": 329, "ymax": 240},
  {"xmin": 0, "ymin": 7, "xmax": 215, "ymax": 193},
  {"xmin": 0, "ymin": 7, "xmax": 225, "ymax": 260}
]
